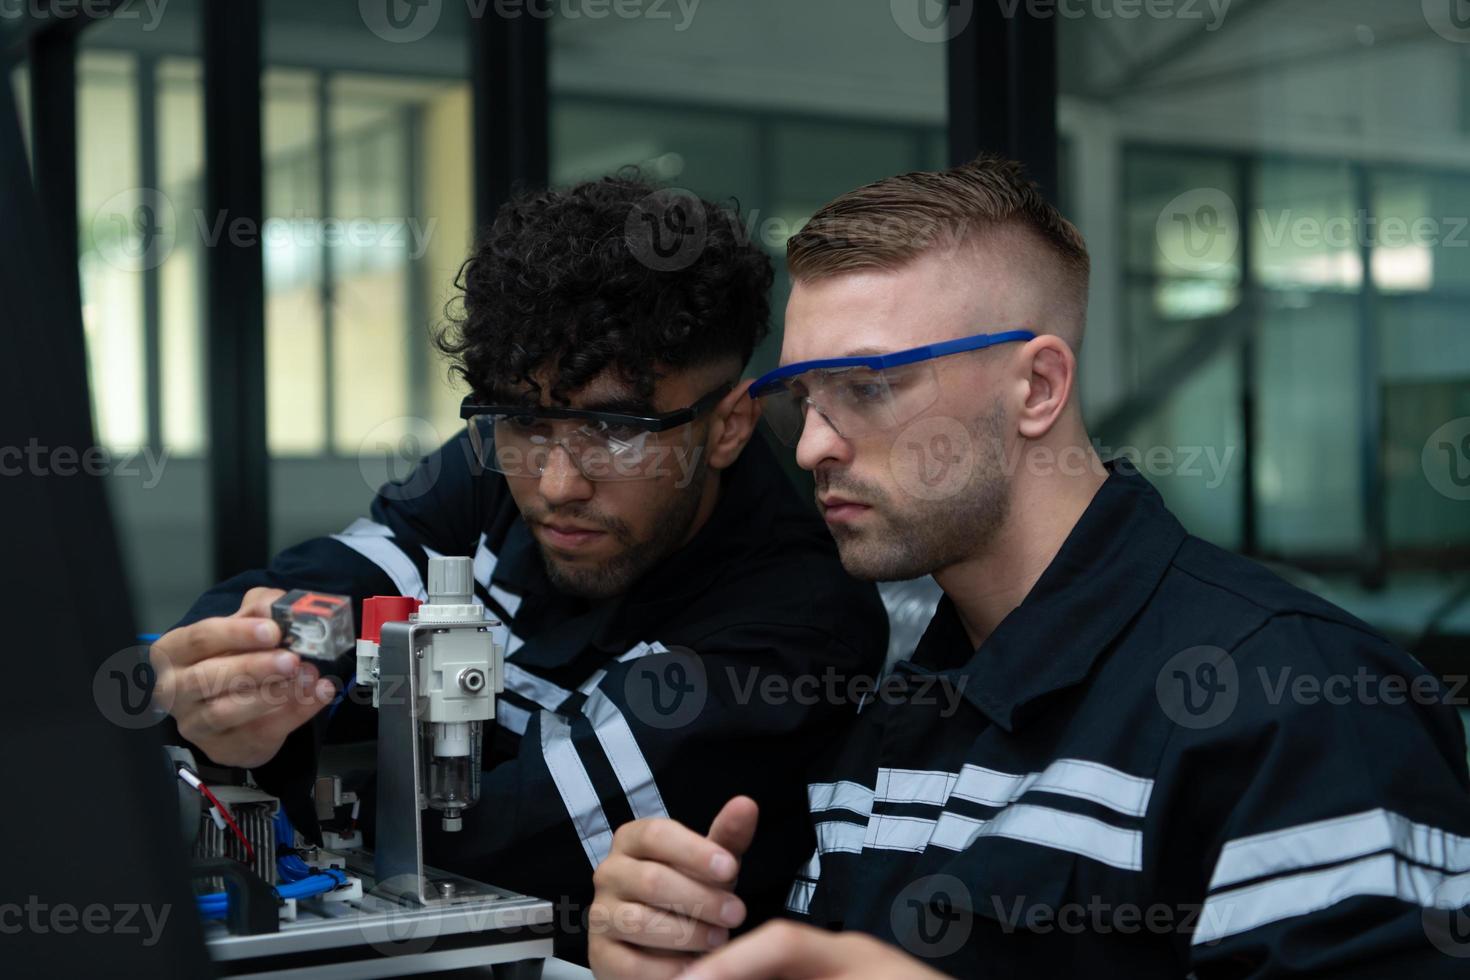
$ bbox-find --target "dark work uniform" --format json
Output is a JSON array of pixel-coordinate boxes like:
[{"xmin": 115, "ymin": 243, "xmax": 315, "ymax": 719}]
[
  {"xmin": 173, "ymin": 432, "xmax": 888, "ymax": 961},
  {"xmin": 790, "ymin": 463, "xmax": 1470, "ymax": 977}
]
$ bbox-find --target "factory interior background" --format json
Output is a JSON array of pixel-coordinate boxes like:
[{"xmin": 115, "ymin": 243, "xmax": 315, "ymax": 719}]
[{"xmin": 5, "ymin": 0, "xmax": 1469, "ymax": 739}]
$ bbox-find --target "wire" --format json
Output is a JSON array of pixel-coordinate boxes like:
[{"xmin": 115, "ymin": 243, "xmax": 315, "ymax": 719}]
[
  {"xmin": 195, "ymin": 867, "xmax": 347, "ymax": 918},
  {"xmin": 177, "ymin": 768, "xmax": 255, "ymax": 865}
]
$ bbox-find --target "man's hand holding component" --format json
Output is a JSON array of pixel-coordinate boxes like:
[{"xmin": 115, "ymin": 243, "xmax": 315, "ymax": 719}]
[{"xmin": 151, "ymin": 586, "xmax": 338, "ymax": 769}]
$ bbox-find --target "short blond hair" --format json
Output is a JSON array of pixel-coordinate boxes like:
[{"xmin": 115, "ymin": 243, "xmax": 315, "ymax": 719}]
[{"xmin": 787, "ymin": 155, "xmax": 1090, "ymax": 331}]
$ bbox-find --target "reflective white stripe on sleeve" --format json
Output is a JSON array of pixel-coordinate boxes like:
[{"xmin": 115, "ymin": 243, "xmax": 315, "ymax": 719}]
[
  {"xmin": 865, "ymin": 813, "xmax": 937, "ymax": 853},
  {"xmin": 539, "ymin": 709, "xmax": 614, "ymax": 868},
  {"xmin": 931, "ymin": 803, "xmax": 1144, "ymax": 870},
  {"xmin": 1193, "ymin": 851, "xmax": 1470, "ymax": 946},
  {"xmin": 582, "ymin": 688, "xmax": 668, "ymax": 821},
  {"xmin": 876, "ymin": 768, "xmax": 958, "ymax": 807},
  {"xmin": 952, "ymin": 758, "xmax": 1153, "ymax": 818},
  {"xmin": 1208, "ymin": 808, "xmax": 1470, "ymax": 891},
  {"xmin": 504, "ymin": 662, "xmax": 572, "ymax": 712},
  {"xmin": 472, "ymin": 533, "xmax": 524, "ymax": 617},
  {"xmin": 786, "ymin": 878, "xmax": 817, "ymax": 915},
  {"xmin": 807, "ymin": 780, "xmax": 874, "ymax": 818},
  {"xmin": 495, "ymin": 700, "xmax": 530, "ymax": 736},
  {"xmin": 815, "ymin": 819, "xmax": 867, "ymax": 855},
  {"xmin": 577, "ymin": 641, "xmax": 668, "ymax": 696},
  {"xmin": 330, "ymin": 519, "xmax": 427, "ymax": 600},
  {"xmin": 473, "ymin": 534, "xmax": 494, "ymax": 586}
]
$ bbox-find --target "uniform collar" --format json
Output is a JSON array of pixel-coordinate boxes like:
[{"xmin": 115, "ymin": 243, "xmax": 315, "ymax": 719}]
[{"xmin": 910, "ymin": 463, "xmax": 1187, "ymax": 733}]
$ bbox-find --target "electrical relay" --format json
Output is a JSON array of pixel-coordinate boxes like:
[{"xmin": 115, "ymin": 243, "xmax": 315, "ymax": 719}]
[{"xmin": 271, "ymin": 590, "xmax": 355, "ymax": 661}]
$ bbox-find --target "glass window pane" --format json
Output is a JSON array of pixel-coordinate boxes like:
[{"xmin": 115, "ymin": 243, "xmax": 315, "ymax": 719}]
[
  {"xmin": 264, "ymin": 68, "xmax": 326, "ymax": 457},
  {"xmin": 78, "ymin": 51, "xmax": 144, "ymax": 449},
  {"xmin": 1252, "ymin": 159, "xmax": 1361, "ymax": 291},
  {"xmin": 550, "ymin": 0, "xmax": 945, "ymax": 388},
  {"xmin": 1372, "ymin": 169, "xmax": 1470, "ymax": 294},
  {"xmin": 262, "ymin": 4, "xmax": 474, "ymax": 553},
  {"xmin": 79, "ymin": 0, "xmax": 211, "ymax": 632},
  {"xmin": 1124, "ymin": 149, "xmax": 1241, "ymax": 283},
  {"xmin": 1379, "ymin": 294, "xmax": 1470, "ymax": 550},
  {"xmin": 1254, "ymin": 293, "xmax": 1363, "ymax": 553},
  {"xmin": 158, "ymin": 58, "xmax": 205, "ymax": 454},
  {"xmin": 1065, "ymin": 5, "xmax": 1470, "ymax": 595},
  {"xmin": 1116, "ymin": 348, "xmax": 1243, "ymax": 550}
]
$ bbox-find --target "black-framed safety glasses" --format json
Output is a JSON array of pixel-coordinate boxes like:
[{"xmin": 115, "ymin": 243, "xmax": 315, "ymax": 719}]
[{"xmin": 459, "ymin": 383, "xmax": 732, "ymax": 481}]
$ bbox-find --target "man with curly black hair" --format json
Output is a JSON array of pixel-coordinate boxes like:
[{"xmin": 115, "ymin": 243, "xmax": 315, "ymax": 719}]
[{"xmin": 151, "ymin": 174, "xmax": 889, "ymax": 963}]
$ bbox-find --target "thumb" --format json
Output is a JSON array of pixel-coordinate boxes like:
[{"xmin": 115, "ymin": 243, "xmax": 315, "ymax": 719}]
[{"xmin": 707, "ymin": 795, "xmax": 759, "ymax": 860}]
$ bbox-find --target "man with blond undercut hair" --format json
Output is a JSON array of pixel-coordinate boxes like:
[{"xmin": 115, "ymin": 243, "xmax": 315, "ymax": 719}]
[{"xmin": 588, "ymin": 156, "xmax": 1470, "ymax": 979}]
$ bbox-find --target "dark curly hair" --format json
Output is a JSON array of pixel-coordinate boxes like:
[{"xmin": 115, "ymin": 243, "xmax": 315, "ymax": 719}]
[{"xmin": 436, "ymin": 172, "xmax": 774, "ymax": 407}]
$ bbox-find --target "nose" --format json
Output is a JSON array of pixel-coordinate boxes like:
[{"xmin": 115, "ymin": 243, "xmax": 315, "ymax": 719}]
[
  {"xmin": 537, "ymin": 445, "xmax": 594, "ymax": 506},
  {"xmin": 793, "ymin": 403, "xmax": 851, "ymax": 472}
]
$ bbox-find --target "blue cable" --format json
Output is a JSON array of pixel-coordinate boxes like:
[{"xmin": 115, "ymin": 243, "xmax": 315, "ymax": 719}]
[
  {"xmin": 196, "ymin": 868, "xmax": 347, "ymax": 917},
  {"xmin": 198, "ymin": 810, "xmax": 348, "ymax": 918}
]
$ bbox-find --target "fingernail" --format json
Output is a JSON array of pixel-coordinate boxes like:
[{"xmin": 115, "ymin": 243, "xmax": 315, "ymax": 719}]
[
  {"xmin": 300, "ymin": 662, "xmax": 319, "ymax": 683},
  {"xmin": 255, "ymin": 622, "xmax": 277, "ymax": 644},
  {"xmin": 315, "ymin": 679, "xmax": 335, "ymax": 702},
  {"xmin": 709, "ymin": 852, "xmax": 737, "ymax": 879},
  {"xmin": 273, "ymin": 653, "xmax": 297, "ymax": 676},
  {"xmin": 720, "ymin": 898, "xmax": 744, "ymax": 927},
  {"xmin": 707, "ymin": 928, "xmax": 728, "ymax": 948}
]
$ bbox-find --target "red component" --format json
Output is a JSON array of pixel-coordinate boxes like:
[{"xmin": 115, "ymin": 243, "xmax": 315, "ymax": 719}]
[
  {"xmin": 292, "ymin": 592, "xmax": 348, "ymax": 618},
  {"xmin": 361, "ymin": 595, "xmax": 421, "ymax": 643}
]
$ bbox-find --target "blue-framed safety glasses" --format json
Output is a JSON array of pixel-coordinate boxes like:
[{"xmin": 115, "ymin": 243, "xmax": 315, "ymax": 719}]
[{"xmin": 747, "ymin": 329, "xmax": 1035, "ymax": 445}]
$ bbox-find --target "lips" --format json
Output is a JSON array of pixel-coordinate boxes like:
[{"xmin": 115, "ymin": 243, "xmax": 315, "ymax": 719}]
[
  {"xmin": 537, "ymin": 521, "xmax": 607, "ymax": 550},
  {"xmin": 818, "ymin": 495, "xmax": 872, "ymax": 523}
]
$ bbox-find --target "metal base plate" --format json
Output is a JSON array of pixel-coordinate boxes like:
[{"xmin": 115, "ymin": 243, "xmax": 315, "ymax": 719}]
[{"xmin": 204, "ymin": 855, "xmax": 553, "ymax": 979}]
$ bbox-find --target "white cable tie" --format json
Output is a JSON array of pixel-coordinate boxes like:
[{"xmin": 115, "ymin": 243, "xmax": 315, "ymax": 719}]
[
  {"xmin": 208, "ymin": 806, "xmax": 226, "ymax": 831},
  {"xmin": 178, "ymin": 768, "xmax": 203, "ymax": 790}
]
